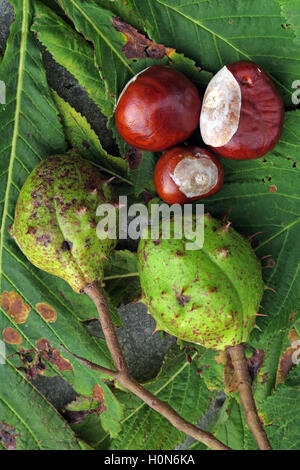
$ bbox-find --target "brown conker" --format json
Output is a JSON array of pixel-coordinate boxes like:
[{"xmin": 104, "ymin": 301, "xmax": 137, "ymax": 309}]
[
  {"xmin": 154, "ymin": 146, "xmax": 224, "ymax": 204},
  {"xmin": 200, "ymin": 60, "xmax": 284, "ymax": 160},
  {"xmin": 115, "ymin": 65, "xmax": 202, "ymax": 152}
]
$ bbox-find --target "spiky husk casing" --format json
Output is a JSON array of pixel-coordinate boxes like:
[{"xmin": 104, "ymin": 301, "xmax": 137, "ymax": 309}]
[
  {"xmin": 12, "ymin": 153, "xmax": 116, "ymax": 293},
  {"xmin": 137, "ymin": 214, "xmax": 264, "ymax": 350}
]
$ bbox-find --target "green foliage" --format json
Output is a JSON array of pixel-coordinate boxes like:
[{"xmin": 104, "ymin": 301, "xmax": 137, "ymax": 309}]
[{"xmin": 132, "ymin": 0, "xmax": 300, "ymax": 106}]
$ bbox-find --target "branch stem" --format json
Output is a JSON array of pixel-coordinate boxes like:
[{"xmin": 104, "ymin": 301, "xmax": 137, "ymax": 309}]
[
  {"xmin": 228, "ymin": 344, "xmax": 272, "ymax": 450},
  {"xmin": 84, "ymin": 281, "xmax": 230, "ymax": 451}
]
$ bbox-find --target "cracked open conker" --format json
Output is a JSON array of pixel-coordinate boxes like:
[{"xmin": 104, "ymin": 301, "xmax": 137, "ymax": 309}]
[
  {"xmin": 200, "ymin": 60, "xmax": 284, "ymax": 160},
  {"xmin": 154, "ymin": 146, "xmax": 224, "ymax": 204},
  {"xmin": 115, "ymin": 65, "xmax": 202, "ymax": 152}
]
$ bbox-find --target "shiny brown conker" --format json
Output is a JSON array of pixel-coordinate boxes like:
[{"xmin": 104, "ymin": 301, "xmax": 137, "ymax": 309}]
[
  {"xmin": 154, "ymin": 146, "xmax": 224, "ymax": 204},
  {"xmin": 200, "ymin": 60, "xmax": 284, "ymax": 160},
  {"xmin": 115, "ymin": 66, "xmax": 202, "ymax": 152}
]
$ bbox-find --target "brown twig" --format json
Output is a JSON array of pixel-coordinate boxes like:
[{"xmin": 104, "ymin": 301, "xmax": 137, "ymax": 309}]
[
  {"xmin": 60, "ymin": 344, "xmax": 119, "ymax": 378},
  {"xmin": 228, "ymin": 344, "xmax": 272, "ymax": 450},
  {"xmin": 83, "ymin": 281, "xmax": 230, "ymax": 451}
]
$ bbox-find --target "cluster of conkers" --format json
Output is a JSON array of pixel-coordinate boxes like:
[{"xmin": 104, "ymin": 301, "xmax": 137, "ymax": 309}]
[{"xmin": 115, "ymin": 62, "xmax": 284, "ymax": 204}]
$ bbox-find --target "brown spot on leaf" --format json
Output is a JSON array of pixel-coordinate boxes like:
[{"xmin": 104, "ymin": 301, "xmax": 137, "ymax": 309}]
[
  {"xmin": 289, "ymin": 311, "xmax": 297, "ymax": 322},
  {"xmin": 0, "ymin": 422, "xmax": 19, "ymax": 450},
  {"xmin": 268, "ymin": 185, "xmax": 277, "ymax": 193},
  {"xmin": 2, "ymin": 327, "xmax": 22, "ymax": 345},
  {"xmin": 142, "ymin": 244, "xmax": 148, "ymax": 263},
  {"xmin": 35, "ymin": 233, "xmax": 51, "ymax": 247},
  {"xmin": 1, "ymin": 291, "xmax": 31, "ymax": 324},
  {"xmin": 223, "ymin": 363, "xmax": 238, "ymax": 393},
  {"xmin": 247, "ymin": 349, "xmax": 265, "ymax": 380},
  {"xmin": 92, "ymin": 384, "xmax": 107, "ymax": 413},
  {"xmin": 125, "ymin": 148, "xmax": 143, "ymax": 170},
  {"xmin": 35, "ymin": 303, "xmax": 57, "ymax": 323},
  {"xmin": 176, "ymin": 294, "xmax": 191, "ymax": 307},
  {"xmin": 215, "ymin": 351, "xmax": 227, "ymax": 365},
  {"xmin": 112, "ymin": 17, "xmax": 174, "ymax": 60},
  {"xmin": 216, "ymin": 247, "xmax": 230, "ymax": 258},
  {"xmin": 36, "ymin": 339, "xmax": 73, "ymax": 373}
]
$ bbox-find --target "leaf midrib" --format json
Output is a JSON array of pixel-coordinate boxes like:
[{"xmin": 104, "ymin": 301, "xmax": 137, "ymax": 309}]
[{"xmin": 0, "ymin": 0, "xmax": 28, "ymax": 292}]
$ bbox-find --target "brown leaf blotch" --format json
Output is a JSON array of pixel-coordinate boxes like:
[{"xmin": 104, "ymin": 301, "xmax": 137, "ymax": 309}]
[
  {"xmin": 1, "ymin": 291, "xmax": 31, "ymax": 324},
  {"xmin": 35, "ymin": 303, "xmax": 57, "ymax": 323},
  {"xmin": 176, "ymin": 294, "xmax": 191, "ymax": 307},
  {"xmin": 2, "ymin": 327, "xmax": 22, "ymax": 345},
  {"xmin": 125, "ymin": 148, "xmax": 143, "ymax": 170},
  {"xmin": 276, "ymin": 330, "xmax": 300, "ymax": 387}
]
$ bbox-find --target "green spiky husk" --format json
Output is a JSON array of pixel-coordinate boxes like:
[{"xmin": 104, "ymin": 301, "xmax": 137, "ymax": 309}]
[
  {"xmin": 137, "ymin": 214, "xmax": 264, "ymax": 350},
  {"xmin": 12, "ymin": 153, "xmax": 116, "ymax": 293}
]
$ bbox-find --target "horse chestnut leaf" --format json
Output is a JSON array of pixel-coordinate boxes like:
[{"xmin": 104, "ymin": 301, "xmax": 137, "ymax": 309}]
[
  {"xmin": 154, "ymin": 146, "xmax": 224, "ymax": 204},
  {"xmin": 200, "ymin": 60, "xmax": 284, "ymax": 160},
  {"xmin": 115, "ymin": 65, "xmax": 202, "ymax": 152}
]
